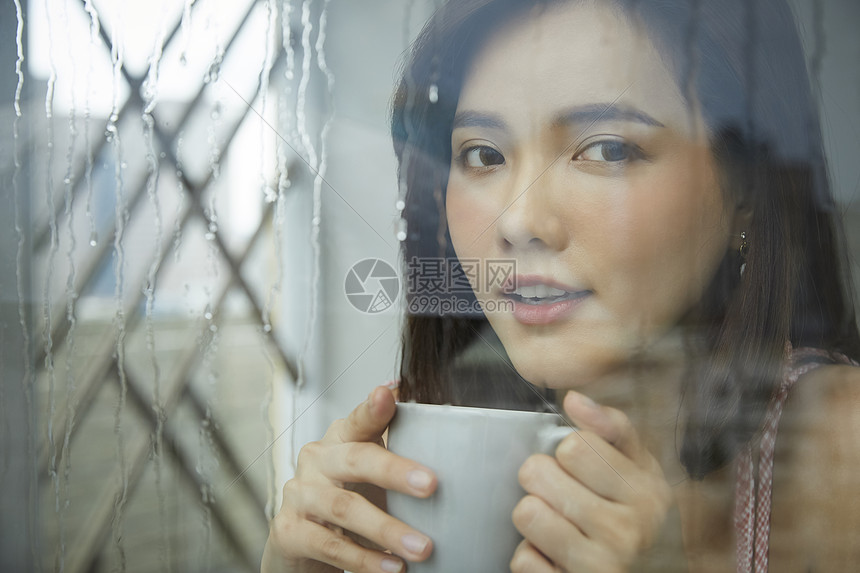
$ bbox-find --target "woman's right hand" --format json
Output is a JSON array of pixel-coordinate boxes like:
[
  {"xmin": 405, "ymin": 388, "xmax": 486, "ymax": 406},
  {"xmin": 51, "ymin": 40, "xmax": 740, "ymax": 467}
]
[{"xmin": 261, "ymin": 385, "xmax": 437, "ymax": 573}]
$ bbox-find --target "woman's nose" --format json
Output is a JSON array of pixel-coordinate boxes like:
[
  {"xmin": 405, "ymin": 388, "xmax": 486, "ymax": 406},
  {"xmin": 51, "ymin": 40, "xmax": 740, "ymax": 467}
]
[{"xmin": 495, "ymin": 170, "xmax": 568, "ymax": 252}]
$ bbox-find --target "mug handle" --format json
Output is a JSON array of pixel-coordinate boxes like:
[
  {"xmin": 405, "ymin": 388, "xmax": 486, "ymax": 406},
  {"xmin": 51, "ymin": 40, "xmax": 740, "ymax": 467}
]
[{"xmin": 537, "ymin": 424, "xmax": 576, "ymax": 455}]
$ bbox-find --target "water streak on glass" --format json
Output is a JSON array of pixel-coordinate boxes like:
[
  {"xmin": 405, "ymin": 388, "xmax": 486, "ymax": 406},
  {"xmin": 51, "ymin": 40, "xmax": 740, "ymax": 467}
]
[
  {"xmin": 197, "ymin": 314, "xmax": 220, "ymax": 573},
  {"xmin": 199, "ymin": 12, "xmax": 228, "ymax": 567},
  {"xmin": 680, "ymin": 0, "xmax": 701, "ymax": 137},
  {"xmin": 260, "ymin": 1, "xmax": 277, "ymax": 206},
  {"xmin": 396, "ymin": 0, "xmax": 418, "ymax": 243},
  {"xmin": 83, "ymin": 0, "xmax": 100, "ymax": 247},
  {"xmin": 178, "ymin": 0, "xmax": 196, "ymax": 66},
  {"xmin": 41, "ymin": 0, "xmax": 60, "ymax": 531},
  {"xmin": 266, "ymin": 0, "xmax": 297, "ymax": 512},
  {"xmin": 259, "ymin": 0, "xmax": 278, "ymax": 337},
  {"xmin": 106, "ymin": 6, "xmax": 129, "ymax": 570},
  {"xmin": 295, "ymin": 0, "xmax": 317, "ymax": 170},
  {"xmin": 255, "ymin": 2, "xmax": 281, "ymax": 519},
  {"xmin": 12, "ymin": 1, "xmax": 40, "ymax": 568},
  {"xmin": 291, "ymin": 0, "xmax": 321, "ymax": 466},
  {"xmin": 310, "ymin": 0, "xmax": 334, "ymax": 340},
  {"xmin": 13, "ymin": 0, "xmax": 24, "ymax": 118},
  {"xmin": 274, "ymin": 0, "xmax": 297, "ymax": 284},
  {"xmin": 743, "ymin": 0, "xmax": 757, "ymax": 150},
  {"xmin": 809, "ymin": 0, "xmax": 827, "ymax": 194},
  {"xmin": 57, "ymin": 1, "xmax": 80, "ymax": 569},
  {"xmin": 141, "ymin": 8, "xmax": 169, "ymax": 571},
  {"xmin": 173, "ymin": 133, "xmax": 186, "ymax": 263}
]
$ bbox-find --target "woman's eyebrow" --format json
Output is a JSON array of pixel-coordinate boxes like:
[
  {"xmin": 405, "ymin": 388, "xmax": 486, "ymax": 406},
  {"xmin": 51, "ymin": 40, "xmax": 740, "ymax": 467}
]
[
  {"xmin": 452, "ymin": 104, "xmax": 664, "ymax": 133},
  {"xmin": 452, "ymin": 110, "xmax": 508, "ymax": 131},
  {"xmin": 553, "ymin": 103, "xmax": 665, "ymax": 129}
]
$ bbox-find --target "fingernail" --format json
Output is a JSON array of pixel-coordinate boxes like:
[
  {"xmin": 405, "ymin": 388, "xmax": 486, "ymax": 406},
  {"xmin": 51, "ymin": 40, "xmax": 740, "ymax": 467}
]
[
  {"xmin": 384, "ymin": 379, "xmax": 399, "ymax": 389},
  {"xmin": 381, "ymin": 556, "xmax": 403, "ymax": 572},
  {"xmin": 402, "ymin": 533, "xmax": 429, "ymax": 556},
  {"xmin": 407, "ymin": 469, "xmax": 433, "ymax": 490},
  {"xmin": 579, "ymin": 394, "xmax": 598, "ymax": 410}
]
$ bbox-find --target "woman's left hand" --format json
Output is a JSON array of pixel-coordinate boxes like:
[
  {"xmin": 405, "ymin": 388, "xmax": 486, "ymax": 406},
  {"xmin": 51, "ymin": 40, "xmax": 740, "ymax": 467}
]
[{"xmin": 511, "ymin": 391, "xmax": 674, "ymax": 573}]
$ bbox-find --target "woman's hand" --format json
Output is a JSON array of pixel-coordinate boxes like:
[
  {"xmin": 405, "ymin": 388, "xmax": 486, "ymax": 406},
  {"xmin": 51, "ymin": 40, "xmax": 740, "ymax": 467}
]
[
  {"xmin": 510, "ymin": 391, "xmax": 674, "ymax": 573},
  {"xmin": 261, "ymin": 386, "xmax": 437, "ymax": 573}
]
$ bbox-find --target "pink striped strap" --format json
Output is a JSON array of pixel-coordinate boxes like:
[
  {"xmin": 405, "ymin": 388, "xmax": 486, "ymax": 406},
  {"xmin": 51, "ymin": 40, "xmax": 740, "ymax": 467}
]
[{"xmin": 735, "ymin": 346, "xmax": 858, "ymax": 573}]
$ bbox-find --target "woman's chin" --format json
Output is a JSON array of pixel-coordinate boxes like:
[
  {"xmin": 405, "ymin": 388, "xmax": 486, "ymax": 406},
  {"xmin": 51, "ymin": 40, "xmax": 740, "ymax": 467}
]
[{"xmin": 506, "ymin": 346, "xmax": 622, "ymax": 390}]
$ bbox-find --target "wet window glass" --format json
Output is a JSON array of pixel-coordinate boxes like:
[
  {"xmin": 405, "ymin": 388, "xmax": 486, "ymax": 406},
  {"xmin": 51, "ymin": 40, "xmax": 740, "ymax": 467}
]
[{"xmin": 1, "ymin": 1, "xmax": 859, "ymax": 572}]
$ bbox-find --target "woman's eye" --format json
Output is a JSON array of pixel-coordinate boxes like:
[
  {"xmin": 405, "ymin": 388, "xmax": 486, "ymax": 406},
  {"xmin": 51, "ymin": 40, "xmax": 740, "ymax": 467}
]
[
  {"xmin": 462, "ymin": 146, "xmax": 505, "ymax": 168},
  {"xmin": 576, "ymin": 140, "xmax": 637, "ymax": 163}
]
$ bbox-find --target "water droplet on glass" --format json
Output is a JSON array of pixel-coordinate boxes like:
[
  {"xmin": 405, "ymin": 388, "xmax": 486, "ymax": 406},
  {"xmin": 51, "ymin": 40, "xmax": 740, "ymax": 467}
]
[
  {"xmin": 428, "ymin": 83, "xmax": 439, "ymax": 104},
  {"xmin": 120, "ymin": 162, "xmax": 128, "ymax": 170},
  {"xmin": 89, "ymin": 232, "xmax": 98, "ymax": 247},
  {"xmin": 204, "ymin": 312, "xmax": 213, "ymax": 320},
  {"xmin": 396, "ymin": 218, "xmax": 408, "ymax": 242},
  {"xmin": 205, "ymin": 232, "xmax": 215, "ymax": 241},
  {"xmin": 208, "ymin": 222, "xmax": 218, "ymax": 234},
  {"xmin": 159, "ymin": 152, "xmax": 166, "ymax": 159},
  {"xmin": 262, "ymin": 323, "xmax": 272, "ymax": 333},
  {"xmin": 264, "ymin": 186, "xmax": 277, "ymax": 203},
  {"xmin": 312, "ymin": 216, "xmax": 321, "ymax": 226},
  {"xmin": 395, "ymin": 200, "xmax": 405, "ymax": 211},
  {"xmin": 209, "ymin": 324, "xmax": 217, "ymax": 333}
]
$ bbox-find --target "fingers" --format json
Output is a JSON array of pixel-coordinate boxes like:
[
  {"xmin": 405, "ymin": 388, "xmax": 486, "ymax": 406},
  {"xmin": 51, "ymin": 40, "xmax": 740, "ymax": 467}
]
[
  {"xmin": 316, "ymin": 441, "xmax": 437, "ymax": 497},
  {"xmin": 285, "ymin": 481, "xmax": 433, "ymax": 563},
  {"xmin": 510, "ymin": 539, "xmax": 562, "ymax": 573},
  {"xmin": 553, "ymin": 428, "xmax": 640, "ymax": 502},
  {"xmin": 327, "ymin": 386, "xmax": 397, "ymax": 445},
  {"xmin": 518, "ymin": 452, "xmax": 621, "ymax": 539},
  {"xmin": 270, "ymin": 511, "xmax": 409, "ymax": 573},
  {"xmin": 562, "ymin": 391, "xmax": 649, "ymax": 467},
  {"xmin": 512, "ymin": 495, "xmax": 612, "ymax": 573}
]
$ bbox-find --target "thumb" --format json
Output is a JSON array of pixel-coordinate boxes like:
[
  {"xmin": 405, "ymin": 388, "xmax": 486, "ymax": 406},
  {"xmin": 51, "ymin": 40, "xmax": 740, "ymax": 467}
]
[
  {"xmin": 331, "ymin": 385, "xmax": 397, "ymax": 444},
  {"xmin": 562, "ymin": 390, "xmax": 648, "ymax": 467}
]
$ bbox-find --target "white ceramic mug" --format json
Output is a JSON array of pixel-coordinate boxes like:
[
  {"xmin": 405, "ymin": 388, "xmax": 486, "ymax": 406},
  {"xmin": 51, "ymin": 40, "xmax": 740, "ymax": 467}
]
[{"xmin": 386, "ymin": 402, "xmax": 575, "ymax": 573}]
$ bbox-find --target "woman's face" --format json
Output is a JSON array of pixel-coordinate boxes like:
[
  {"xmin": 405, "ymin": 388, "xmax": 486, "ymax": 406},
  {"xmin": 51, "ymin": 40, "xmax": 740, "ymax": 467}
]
[{"xmin": 446, "ymin": 2, "xmax": 743, "ymax": 387}]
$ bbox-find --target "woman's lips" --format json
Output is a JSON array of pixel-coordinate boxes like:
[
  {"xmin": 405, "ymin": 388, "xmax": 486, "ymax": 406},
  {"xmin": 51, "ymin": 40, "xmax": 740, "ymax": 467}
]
[
  {"xmin": 500, "ymin": 274, "xmax": 591, "ymax": 325},
  {"xmin": 506, "ymin": 290, "xmax": 591, "ymax": 325},
  {"xmin": 501, "ymin": 274, "xmax": 579, "ymax": 293}
]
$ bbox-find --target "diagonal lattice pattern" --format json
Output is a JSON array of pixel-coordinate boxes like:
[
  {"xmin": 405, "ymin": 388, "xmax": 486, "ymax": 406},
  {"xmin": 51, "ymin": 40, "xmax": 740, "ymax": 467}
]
[{"xmin": 25, "ymin": 0, "xmax": 317, "ymax": 571}]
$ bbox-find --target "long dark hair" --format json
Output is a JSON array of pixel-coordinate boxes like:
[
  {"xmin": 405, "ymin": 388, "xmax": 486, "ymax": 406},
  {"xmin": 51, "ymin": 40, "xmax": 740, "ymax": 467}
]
[{"xmin": 390, "ymin": 0, "xmax": 860, "ymax": 478}]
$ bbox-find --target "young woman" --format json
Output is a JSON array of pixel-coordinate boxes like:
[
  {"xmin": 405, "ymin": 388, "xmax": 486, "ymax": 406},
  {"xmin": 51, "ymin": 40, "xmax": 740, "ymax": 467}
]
[{"xmin": 262, "ymin": 1, "xmax": 860, "ymax": 571}]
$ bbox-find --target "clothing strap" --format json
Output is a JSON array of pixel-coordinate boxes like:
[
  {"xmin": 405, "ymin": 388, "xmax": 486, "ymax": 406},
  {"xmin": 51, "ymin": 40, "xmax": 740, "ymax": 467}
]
[{"xmin": 734, "ymin": 346, "xmax": 858, "ymax": 573}]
